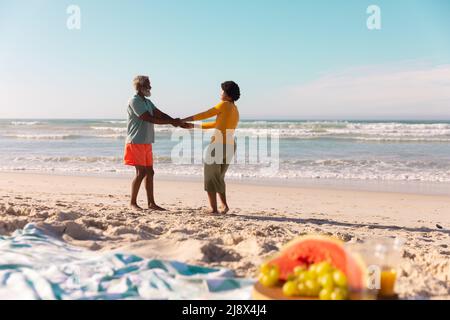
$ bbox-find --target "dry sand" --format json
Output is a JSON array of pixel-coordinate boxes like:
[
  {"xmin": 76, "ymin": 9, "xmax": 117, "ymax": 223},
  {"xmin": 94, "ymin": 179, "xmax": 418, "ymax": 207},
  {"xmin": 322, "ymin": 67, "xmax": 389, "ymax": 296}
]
[{"xmin": 0, "ymin": 172, "xmax": 449, "ymax": 299}]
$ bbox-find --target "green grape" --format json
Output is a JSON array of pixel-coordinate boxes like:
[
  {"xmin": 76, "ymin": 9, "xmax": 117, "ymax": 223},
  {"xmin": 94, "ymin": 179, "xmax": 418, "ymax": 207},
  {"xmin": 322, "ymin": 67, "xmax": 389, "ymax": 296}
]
[
  {"xmin": 282, "ymin": 281, "xmax": 299, "ymax": 297},
  {"xmin": 319, "ymin": 288, "xmax": 333, "ymax": 300},
  {"xmin": 297, "ymin": 270, "xmax": 308, "ymax": 283},
  {"xmin": 305, "ymin": 270, "xmax": 317, "ymax": 281},
  {"xmin": 297, "ymin": 282, "xmax": 309, "ymax": 296},
  {"xmin": 308, "ymin": 264, "xmax": 318, "ymax": 274},
  {"xmin": 305, "ymin": 279, "xmax": 321, "ymax": 297},
  {"xmin": 259, "ymin": 263, "xmax": 271, "ymax": 275},
  {"xmin": 294, "ymin": 266, "xmax": 306, "ymax": 276},
  {"xmin": 315, "ymin": 261, "xmax": 332, "ymax": 276},
  {"xmin": 333, "ymin": 270, "xmax": 348, "ymax": 288},
  {"xmin": 269, "ymin": 267, "xmax": 280, "ymax": 281},
  {"xmin": 331, "ymin": 287, "xmax": 348, "ymax": 300},
  {"xmin": 318, "ymin": 273, "xmax": 334, "ymax": 290},
  {"xmin": 259, "ymin": 274, "xmax": 278, "ymax": 287}
]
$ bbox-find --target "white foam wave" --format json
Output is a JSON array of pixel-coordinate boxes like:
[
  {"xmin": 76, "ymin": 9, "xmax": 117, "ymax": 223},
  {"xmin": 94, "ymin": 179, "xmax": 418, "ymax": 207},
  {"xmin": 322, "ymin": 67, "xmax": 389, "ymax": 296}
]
[
  {"xmin": 11, "ymin": 155, "xmax": 173, "ymax": 164},
  {"xmin": 234, "ymin": 122, "xmax": 450, "ymax": 141},
  {"xmin": 90, "ymin": 127, "xmax": 127, "ymax": 133},
  {"xmin": 2, "ymin": 161, "xmax": 450, "ymax": 183},
  {"xmin": 10, "ymin": 121, "xmax": 43, "ymax": 126},
  {"xmin": 102, "ymin": 120, "xmax": 127, "ymax": 124},
  {"xmin": 12, "ymin": 156, "xmax": 123, "ymax": 163},
  {"xmin": 3, "ymin": 134, "xmax": 82, "ymax": 140}
]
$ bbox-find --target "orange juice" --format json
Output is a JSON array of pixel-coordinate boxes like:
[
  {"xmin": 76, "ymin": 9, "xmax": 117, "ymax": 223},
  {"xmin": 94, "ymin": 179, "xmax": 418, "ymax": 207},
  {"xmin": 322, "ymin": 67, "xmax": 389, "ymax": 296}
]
[{"xmin": 380, "ymin": 269, "xmax": 397, "ymax": 297}]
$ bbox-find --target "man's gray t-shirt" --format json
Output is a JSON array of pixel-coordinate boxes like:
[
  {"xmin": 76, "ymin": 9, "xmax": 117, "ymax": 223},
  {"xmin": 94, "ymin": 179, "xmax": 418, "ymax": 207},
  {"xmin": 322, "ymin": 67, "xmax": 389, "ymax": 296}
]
[{"xmin": 126, "ymin": 95, "xmax": 156, "ymax": 144}]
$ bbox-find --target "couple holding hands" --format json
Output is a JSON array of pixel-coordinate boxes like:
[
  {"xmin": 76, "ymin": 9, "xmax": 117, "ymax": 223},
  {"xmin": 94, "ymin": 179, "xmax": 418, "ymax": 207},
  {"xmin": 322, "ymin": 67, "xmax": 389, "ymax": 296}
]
[{"xmin": 124, "ymin": 75, "xmax": 240, "ymax": 214}]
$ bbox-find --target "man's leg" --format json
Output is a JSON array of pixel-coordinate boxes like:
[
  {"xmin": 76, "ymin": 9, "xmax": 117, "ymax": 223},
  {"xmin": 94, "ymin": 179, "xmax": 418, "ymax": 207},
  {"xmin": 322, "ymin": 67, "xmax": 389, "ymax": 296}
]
[
  {"xmin": 130, "ymin": 166, "xmax": 147, "ymax": 210},
  {"xmin": 145, "ymin": 166, "xmax": 166, "ymax": 211}
]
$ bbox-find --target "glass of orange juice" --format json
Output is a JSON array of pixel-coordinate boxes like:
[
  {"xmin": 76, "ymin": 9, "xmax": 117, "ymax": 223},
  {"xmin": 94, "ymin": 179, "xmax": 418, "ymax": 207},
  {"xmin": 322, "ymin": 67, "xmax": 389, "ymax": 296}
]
[
  {"xmin": 373, "ymin": 237, "xmax": 404, "ymax": 298},
  {"xmin": 380, "ymin": 267, "xmax": 398, "ymax": 297}
]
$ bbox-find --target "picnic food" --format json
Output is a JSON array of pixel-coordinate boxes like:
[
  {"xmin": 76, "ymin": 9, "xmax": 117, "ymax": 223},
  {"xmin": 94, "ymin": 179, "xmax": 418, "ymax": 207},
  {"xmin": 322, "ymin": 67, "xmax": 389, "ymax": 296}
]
[{"xmin": 258, "ymin": 235, "xmax": 366, "ymax": 300}]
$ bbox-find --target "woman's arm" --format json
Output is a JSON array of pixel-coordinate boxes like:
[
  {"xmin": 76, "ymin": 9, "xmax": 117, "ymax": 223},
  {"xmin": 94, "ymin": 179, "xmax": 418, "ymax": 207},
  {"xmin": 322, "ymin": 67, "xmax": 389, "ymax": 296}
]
[
  {"xmin": 182, "ymin": 101, "xmax": 225, "ymax": 122},
  {"xmin": 182, "ymin": 108, "xmax": 219, "ymax": 122},
  {"xmin": 199, "ymin": 121, "xmax": 216, "ymax": 129}
]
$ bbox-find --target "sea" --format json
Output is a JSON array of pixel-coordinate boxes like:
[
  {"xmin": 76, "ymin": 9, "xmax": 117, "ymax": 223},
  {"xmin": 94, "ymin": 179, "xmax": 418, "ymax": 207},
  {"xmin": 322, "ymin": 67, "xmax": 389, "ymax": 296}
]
[{"xmin": 1, "ymin": 119, "xmax": 449, "ymax": 195}]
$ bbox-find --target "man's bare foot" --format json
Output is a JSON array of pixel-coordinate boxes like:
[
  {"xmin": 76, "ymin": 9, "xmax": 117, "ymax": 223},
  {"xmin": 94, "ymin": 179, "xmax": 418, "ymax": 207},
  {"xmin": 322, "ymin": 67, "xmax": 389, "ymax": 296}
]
[
  {"xmin": 148, "ymin": 204, "xmax": 167, "ymax": 211},
  {"xmin": 130, "ymin": 204, "xmax": 144, "ymax": 211},
  {"xmin": 220, "ymin": 207, "xmax": 230, "ymax": 214}
]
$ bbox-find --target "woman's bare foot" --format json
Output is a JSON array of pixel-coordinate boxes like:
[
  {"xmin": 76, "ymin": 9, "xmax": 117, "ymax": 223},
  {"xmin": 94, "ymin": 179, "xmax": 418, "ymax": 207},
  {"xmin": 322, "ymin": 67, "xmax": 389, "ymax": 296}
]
[
  {"xmin": 148, "ymin": 203, "xmax": 167, "ymax": 211},
  {"xmin": 221, "ymin": 206, "xmax": 230, "ymax": 214},
  {"xmin": 204, "ymin": 208, "xmax": 220, "ymax": 215},
  {"xmin": 130, "ymin": 203, "xmax": 144, "ymax": 211}
]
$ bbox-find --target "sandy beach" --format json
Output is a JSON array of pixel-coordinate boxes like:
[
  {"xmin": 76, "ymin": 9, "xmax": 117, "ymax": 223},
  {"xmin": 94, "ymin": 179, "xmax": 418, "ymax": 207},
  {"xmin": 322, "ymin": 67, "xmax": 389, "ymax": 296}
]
[{"xmin": 0, "ymin": 172, "xmax": 448, "ymax": 299}]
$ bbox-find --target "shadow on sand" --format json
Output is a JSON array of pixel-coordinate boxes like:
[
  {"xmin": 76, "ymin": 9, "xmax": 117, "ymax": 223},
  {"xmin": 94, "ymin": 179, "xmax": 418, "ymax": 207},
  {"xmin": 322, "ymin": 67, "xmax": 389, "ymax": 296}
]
[{"xmin": 230, "ymin": 214, "xmax": 450, "ymax": 236}]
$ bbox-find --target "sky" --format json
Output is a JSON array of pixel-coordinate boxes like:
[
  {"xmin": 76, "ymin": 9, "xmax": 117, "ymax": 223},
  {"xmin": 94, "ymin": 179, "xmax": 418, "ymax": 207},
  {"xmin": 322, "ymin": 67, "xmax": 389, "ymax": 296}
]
[{"xmin": 0, "ymin": 0, "xmax": 449, "ymax": 120}]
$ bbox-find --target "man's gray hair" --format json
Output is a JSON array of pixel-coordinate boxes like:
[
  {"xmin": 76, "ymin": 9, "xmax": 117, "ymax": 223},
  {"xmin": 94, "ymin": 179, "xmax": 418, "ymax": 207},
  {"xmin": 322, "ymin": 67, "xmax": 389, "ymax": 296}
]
[{"xmin": 133, "ymin": 75, "xmax": 150, "ymax": 91}]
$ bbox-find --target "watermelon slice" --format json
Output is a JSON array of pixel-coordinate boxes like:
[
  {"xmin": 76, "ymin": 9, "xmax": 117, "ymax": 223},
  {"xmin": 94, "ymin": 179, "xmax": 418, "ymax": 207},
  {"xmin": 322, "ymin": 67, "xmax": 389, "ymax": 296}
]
[{"xmin": 266, "ymin": 235, "xmax": 366, "ymax": 291}]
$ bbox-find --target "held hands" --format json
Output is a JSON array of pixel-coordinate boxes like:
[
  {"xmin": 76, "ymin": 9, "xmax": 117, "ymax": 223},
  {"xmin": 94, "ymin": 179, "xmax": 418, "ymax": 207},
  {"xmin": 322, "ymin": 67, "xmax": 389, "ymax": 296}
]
[
  {"xmin": 180, "ymin": 122, "xmax": 194, "ymax": 129},
  {"xmin": 179, "ymin": 116, "xmax": 194, "ymax": 129},
  {"xmin": 171, "ymin": 118, "xmax": 194, "ymax": 129}
]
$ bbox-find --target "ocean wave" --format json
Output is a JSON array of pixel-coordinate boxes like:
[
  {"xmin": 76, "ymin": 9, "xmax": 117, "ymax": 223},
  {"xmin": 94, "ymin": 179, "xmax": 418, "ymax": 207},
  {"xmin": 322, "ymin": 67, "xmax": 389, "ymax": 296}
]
[
  {"xmin": 10, "ymin": 121, "xmax": 43, "ymax": 126},
  {"xmin": 95, "ymin": 134, "xmax": 127, "ymax": 139},
  {"xmin": 90, "ymin": 127, "xmax": 127, "ymax": 133},
  {"xmin": 4, "ymin": 151, "xmax": 450, "ymax": 183},
  {"xmin": 3, "ymin": 132, "xmax": 127, "ymax": 140},
  {"xmin": 282, "ymin": 158, "xmax": 448, "ymax": 169},
  {"xmin": 11, "ymin": 155, "xmax": 173, "ymax": 163},
  {"xmin": 3, "ymin": 121, "xmax": 450, "ymax": 142},
  {"xmin": 12, "ymin": 156, "xmax": 124, "ymax": 163},
  {"xmin": 101, "ymin": 120, "xmax": 127, "ymax": 124},
  {"xmin": 234, "ymin": 121, "xmax": 450, "ymax": 141},
  {"xmin": 3, "ymin": 134, "xmax": 83, "ymax": 140}
]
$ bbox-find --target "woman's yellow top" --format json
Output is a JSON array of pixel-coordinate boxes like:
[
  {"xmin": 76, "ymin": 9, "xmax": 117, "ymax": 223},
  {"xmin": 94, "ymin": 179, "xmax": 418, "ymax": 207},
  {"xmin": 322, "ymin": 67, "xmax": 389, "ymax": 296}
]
[{"xmin": 193, "ymin": 101, "xmax": 240, "ymax": 144}]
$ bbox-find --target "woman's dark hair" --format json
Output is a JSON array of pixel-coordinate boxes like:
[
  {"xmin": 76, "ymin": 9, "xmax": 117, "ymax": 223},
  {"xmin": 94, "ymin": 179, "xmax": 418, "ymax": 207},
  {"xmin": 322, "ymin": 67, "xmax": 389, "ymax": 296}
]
[{"xmin": 221, "ymin": 81, "xmax": 240, "ymax": 102}]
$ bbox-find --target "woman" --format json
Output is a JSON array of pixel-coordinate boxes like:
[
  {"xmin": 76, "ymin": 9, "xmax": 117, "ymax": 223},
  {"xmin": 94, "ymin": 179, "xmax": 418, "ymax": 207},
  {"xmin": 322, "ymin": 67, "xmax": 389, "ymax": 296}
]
[{"xmin": 183, "ymin": 81, "xmax": 240, "ymax": 214}]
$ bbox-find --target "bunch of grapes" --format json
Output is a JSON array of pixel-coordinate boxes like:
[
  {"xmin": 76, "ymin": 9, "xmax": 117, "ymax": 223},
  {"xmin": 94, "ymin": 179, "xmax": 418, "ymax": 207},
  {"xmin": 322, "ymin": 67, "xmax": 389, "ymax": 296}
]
[
  {"xmin": 259, "ymin": 261, "xmax": 349, "ymax": 300},
  {"xmin": 258, "ymin": 263, "xmax": 281, "ymax": 287}
]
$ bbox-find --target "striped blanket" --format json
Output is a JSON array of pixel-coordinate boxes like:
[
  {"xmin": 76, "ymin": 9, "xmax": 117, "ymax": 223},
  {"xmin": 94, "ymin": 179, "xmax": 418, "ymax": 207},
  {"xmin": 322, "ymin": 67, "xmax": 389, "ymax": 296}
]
[{"xmin": 0, "ymin": 224, "xmax": 255, "ymax": 300}]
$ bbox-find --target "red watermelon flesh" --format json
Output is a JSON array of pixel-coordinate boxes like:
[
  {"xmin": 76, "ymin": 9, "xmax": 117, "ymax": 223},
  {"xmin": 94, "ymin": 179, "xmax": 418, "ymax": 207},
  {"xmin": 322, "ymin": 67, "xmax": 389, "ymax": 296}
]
[{"xmin": 267, "ymin": 236, "xmax": 365, "ymax": 291}]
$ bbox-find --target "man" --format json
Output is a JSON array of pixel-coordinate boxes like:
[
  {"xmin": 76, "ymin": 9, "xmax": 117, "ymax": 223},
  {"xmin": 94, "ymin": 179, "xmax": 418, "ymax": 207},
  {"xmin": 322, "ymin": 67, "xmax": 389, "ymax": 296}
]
[{"xmin": 124, "ymin": 75, "xmax": 190, "ymax": 211}]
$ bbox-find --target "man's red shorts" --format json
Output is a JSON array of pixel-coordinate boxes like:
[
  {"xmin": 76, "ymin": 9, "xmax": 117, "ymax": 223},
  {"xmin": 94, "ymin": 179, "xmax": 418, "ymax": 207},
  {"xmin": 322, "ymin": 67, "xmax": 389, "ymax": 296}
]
[{"xmin": 124, "ymin": 144, "xmax": 153, "ymax": 167}]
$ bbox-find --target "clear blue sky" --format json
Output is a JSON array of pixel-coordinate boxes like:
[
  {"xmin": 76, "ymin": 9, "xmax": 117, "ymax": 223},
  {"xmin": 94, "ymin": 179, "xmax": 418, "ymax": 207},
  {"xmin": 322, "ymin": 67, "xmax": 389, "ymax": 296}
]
[{"xmin": 1, "ymin": 0, "xmax": 449, "ymax": 119}]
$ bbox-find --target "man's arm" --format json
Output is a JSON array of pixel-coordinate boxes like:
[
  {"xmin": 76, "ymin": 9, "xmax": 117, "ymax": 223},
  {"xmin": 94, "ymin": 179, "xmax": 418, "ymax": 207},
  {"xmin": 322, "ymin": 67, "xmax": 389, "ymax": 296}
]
[
  {"xmin": 153, "ymin": 107, "xmax": 182, "ymax": 127},
  {"xmin": 139, "ymin": 112, "xmax": 181, "ymax": 126}
]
